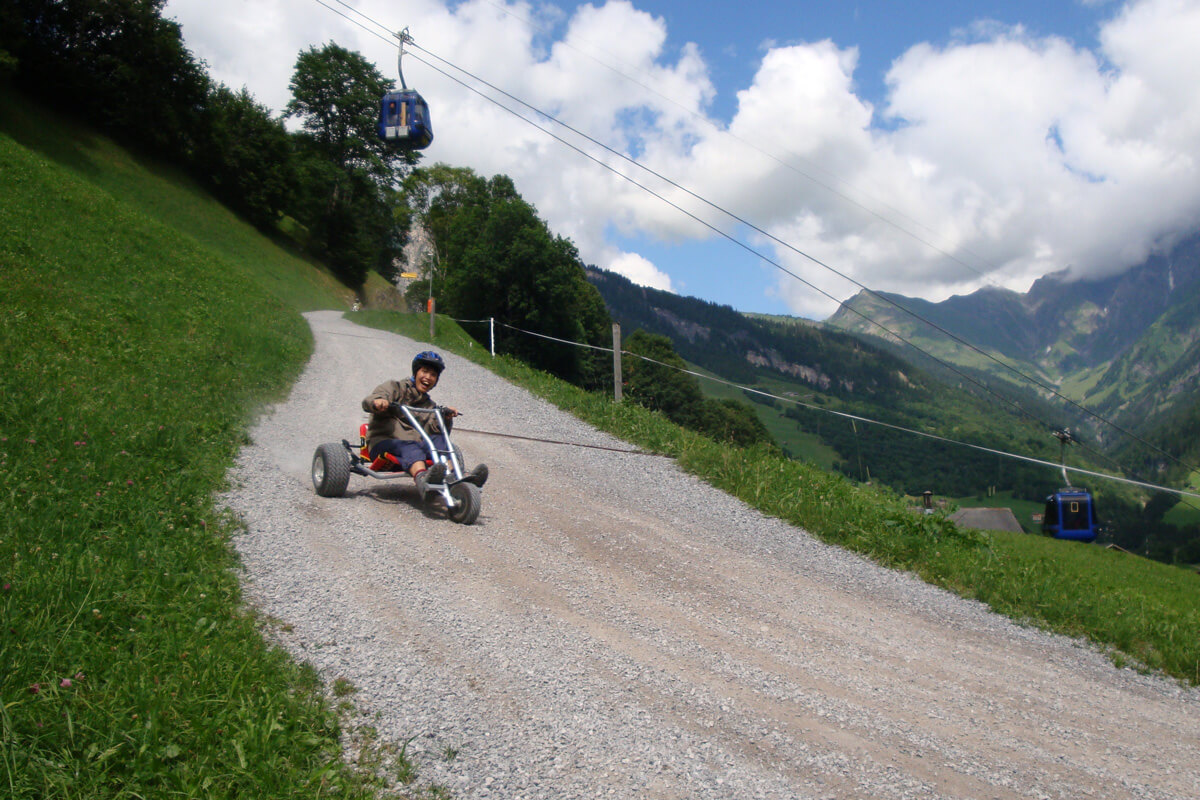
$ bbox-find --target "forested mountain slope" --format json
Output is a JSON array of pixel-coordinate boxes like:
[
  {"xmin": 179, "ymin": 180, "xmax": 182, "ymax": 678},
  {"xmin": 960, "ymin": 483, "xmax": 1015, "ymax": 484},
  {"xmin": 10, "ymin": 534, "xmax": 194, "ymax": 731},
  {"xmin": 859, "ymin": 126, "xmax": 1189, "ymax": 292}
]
[
  {"xmin": 827, "ymin": 232, "xmax": 1200, "ymax": 449},
  {"xmin": 586, "ymin": 266, "xmax": 1064, "ymax": 501}
]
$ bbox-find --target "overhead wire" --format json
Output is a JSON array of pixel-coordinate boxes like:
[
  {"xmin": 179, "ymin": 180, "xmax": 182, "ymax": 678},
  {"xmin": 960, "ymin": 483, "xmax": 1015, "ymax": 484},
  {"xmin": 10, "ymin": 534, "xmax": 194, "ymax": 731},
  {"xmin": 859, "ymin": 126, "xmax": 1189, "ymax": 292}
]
[
  {"xmin": 319, "ymin": 0, "xmax": 1194, "ymax": 493},
  {"xmin": 473, "ymin": 316, "xmax": 1200, "ymax": 500},
  {"xmin": 310, "ymin": 0, "xmax": 1198, "ymax": 501},
  {"xmin": 397, "ymin": 40, "xmax": 1192, "ymax": 486}
]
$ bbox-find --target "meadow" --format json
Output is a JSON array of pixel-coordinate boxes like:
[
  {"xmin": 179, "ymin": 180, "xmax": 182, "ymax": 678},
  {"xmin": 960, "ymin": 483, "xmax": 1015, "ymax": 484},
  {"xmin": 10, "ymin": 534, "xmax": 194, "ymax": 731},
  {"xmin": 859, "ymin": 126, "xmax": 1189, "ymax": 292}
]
[{"xmin": 0, "ymin": 96, "xmax": 409, "ymax": 798}]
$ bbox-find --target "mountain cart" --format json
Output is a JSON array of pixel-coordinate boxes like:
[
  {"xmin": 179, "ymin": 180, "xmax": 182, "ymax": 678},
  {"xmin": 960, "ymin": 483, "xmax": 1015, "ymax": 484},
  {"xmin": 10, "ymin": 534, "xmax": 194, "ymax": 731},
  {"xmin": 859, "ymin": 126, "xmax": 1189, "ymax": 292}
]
[{"xmin": 311, "ymin": 403, "xmax": 482, "ymax": 525}]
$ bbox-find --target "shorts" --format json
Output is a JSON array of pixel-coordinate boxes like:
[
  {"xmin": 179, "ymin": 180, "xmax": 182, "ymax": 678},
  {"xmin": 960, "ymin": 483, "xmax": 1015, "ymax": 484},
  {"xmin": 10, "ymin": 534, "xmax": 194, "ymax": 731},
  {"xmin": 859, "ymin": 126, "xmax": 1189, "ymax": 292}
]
[{"xmin": 369, "ymin": 435, "xmax": 448, "ymax": 471}]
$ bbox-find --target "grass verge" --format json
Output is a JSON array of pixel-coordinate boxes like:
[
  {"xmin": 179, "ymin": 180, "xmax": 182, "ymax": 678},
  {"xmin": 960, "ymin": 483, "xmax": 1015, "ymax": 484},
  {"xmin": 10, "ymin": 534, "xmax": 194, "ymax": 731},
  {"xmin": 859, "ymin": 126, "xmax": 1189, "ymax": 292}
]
[
  {"xmin": 354, "ymin": 310, "xmax": 1200, "ymax": 687},
  {"xmin": 0, "ymin": 87, "xmax": 355, "ymax": 313},
  {"xmin": 0, "ymin": 120, "xmax": 410, "ymax": 796}
]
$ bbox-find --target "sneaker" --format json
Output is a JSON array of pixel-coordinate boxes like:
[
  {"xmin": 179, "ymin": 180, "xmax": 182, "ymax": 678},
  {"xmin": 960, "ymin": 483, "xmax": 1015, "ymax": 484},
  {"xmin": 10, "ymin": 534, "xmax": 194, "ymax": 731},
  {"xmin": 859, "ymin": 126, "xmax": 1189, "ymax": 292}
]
[
  {"xmin": 462, "ymin": 464, "xmax": 489, "ymax": 487},
  {"xmin": 424, "ymin": 461, "xmax": 447, "ymax": 485},
  {"xmin": 414, "ymin": 470, "xmax": 431, "ymax": 499}
]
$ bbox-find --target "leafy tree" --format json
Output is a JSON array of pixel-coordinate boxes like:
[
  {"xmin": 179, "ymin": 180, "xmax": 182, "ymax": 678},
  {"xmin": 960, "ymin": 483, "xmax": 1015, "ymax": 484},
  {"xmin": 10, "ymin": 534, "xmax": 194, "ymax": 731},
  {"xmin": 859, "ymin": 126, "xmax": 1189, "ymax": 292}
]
[
  {"xmin": 192, "ymin": 85, "xmax": 294, "ymax": 229},
  {"xmin": 286, "ymin": 42, "xmax": 408, "ymax": 182},
  {"xmin": 624, "ymin": 331, "xmax": 704, "ymax": 415},
  {"xmin": 623, "ymin": 331, "xmax": 770, "ymax": 447},
  {"xmin": 402, "ymin": 166, "xmax": 517, "ymax": 272},
  {"xmin": 399, "ymin": 166, "xmax": 611, "ymax": 387},
  {"xmin": 692, "ymin": 398, "xmax": 773, "ymax": 448},
  {"xmin": 285, "ymin": 43, "xmax": 408, "ymax": 286},
  {"xmin": 7, "ymin": 0, "xmax": 209, "ymax": 159}
]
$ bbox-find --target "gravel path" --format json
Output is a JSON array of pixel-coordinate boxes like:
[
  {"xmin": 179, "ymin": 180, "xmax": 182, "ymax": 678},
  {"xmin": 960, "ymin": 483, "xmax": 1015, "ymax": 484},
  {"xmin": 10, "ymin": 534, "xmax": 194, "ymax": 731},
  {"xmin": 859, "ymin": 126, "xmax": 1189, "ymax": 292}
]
[{"xmin": 223, "ymin": 310, "xmax": 1200, "ymax": 800}]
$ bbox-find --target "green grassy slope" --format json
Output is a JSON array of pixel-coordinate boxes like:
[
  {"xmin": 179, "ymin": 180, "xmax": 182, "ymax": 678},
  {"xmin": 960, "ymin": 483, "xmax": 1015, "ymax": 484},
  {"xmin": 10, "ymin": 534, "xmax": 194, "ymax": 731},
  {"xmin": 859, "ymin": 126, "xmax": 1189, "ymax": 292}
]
[
  {"xmin": 0, "ymin": 90, "xmax": 354, "ymax": 313},
  {"xmin": 0, "ymin": 96, "xmax": 392, "ymax": 798},
  {"xmin": 688, "ymin": 362, "xmax": 842, "ymax": 469}
]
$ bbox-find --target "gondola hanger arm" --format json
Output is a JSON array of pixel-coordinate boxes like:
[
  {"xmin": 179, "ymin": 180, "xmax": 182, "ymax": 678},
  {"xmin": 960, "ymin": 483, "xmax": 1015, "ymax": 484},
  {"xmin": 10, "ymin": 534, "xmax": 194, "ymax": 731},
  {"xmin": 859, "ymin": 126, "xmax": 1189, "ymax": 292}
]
[{"xmin": 395, "ymin": 26, "xmax": 414, "ymax": 90}]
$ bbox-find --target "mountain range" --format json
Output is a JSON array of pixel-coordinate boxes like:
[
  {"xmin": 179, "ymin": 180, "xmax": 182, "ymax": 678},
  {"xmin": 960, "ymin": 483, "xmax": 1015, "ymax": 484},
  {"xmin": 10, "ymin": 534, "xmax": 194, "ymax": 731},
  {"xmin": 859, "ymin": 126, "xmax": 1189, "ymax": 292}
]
[
  {"xmin": 587, "ymin": 230, "xmax": 1200, "ymax": 505},
  {"xmin": 586, "ymin": 265, "xmax": 1066, "ymax": 505},
  {"xmin": 826, "ymin": 232, "xmax": 1200, "ymax": 460}
]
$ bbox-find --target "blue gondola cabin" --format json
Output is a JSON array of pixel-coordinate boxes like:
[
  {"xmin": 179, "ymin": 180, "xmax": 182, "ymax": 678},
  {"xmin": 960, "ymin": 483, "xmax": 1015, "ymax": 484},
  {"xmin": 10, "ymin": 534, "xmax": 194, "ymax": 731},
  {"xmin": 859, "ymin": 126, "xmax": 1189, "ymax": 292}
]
[
  {"xmin": 379, "ymin": 90, "xmax": 433, "ymax": 149},
  {"xmin": 1041, "ymin": 488, "xmax": 1098, "ymax": 542}
]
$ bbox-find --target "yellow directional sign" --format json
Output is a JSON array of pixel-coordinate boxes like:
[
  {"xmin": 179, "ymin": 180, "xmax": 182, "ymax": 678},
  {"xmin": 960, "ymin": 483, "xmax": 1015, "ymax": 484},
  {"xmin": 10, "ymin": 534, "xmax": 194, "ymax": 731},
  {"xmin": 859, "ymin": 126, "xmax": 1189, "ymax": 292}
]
[{"xmin": 399, "ymin": 272, "xmax": 419, "ymax": 279}]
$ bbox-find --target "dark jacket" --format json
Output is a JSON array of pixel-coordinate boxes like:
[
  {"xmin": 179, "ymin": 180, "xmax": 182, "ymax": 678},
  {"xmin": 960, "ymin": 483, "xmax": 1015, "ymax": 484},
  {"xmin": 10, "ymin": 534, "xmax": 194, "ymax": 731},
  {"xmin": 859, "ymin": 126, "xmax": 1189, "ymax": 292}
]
[{"xmin": 361, "ymin": 377, "xmax": 449, "ymax": 452}]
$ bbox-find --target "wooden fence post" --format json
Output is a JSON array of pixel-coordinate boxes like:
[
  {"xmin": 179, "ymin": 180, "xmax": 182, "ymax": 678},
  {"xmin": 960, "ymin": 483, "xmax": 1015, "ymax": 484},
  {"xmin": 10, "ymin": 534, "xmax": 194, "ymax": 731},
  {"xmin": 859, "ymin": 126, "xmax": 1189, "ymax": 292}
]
[{"xmin": 612, "ymin": 322, "xmax": 622, "ymax": 402}]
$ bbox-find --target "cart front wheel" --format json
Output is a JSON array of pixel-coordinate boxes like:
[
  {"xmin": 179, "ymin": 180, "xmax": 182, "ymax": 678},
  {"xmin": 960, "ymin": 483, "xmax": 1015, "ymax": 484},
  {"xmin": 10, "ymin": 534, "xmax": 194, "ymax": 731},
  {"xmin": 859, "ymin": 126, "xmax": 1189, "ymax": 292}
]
[
  {"xmin": 447, "ymin": 481, "xmax": 481, "ymax": 525},
  {"xmin": 312, "ymin": 443, "xmax": 350, "ymax": 497}
]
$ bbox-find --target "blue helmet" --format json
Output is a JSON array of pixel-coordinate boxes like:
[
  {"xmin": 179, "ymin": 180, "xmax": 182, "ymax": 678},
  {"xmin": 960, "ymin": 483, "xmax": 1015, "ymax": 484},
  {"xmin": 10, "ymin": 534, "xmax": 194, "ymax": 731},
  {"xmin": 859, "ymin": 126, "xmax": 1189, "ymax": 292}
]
[{"xmin": 412, "ymin": 350, "xmax": 445, "ymax": 376}]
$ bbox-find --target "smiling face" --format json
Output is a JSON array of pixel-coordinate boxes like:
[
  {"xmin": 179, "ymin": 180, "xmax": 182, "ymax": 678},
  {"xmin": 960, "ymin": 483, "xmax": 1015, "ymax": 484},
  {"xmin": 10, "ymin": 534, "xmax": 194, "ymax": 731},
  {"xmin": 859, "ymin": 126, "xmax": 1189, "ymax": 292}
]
[{"xmin": 414, "ymin": 365, "xmax": 440, "ymax": 393}]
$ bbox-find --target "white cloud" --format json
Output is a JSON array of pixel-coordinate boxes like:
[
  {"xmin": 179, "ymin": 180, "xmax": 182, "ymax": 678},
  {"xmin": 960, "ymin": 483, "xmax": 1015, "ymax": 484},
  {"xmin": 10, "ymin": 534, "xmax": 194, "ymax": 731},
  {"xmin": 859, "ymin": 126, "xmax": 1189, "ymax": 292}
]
[
  {"xmin": 755, "ymin": 0, "xmax": 1200, "ymax": 316},
  {"xmin": 164, "ymin": 0, "xmax": 1200, "ymax": 319},
  {"xmin": 872, "ymin": 3, "xmax": 1200, "ymax": 295},
  {"xmin": 607, "ymin": 251, "xmax": 674, "ymax": 291}
]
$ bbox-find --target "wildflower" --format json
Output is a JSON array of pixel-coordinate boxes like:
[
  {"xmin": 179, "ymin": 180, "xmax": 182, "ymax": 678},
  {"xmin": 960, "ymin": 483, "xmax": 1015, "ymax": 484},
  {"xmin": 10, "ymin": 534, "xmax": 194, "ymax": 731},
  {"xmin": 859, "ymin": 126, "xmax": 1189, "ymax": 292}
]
[
  {"xmin": 28, "ymin": 683, "xmax": 40, "ymax": 694},
  {"xmin": 2, "ymin": 583, "xmax": 10, "ymax": 591},
  {"xmin": 60, "ymin": 678, "xmax": 72, "ymax": 689},
  {"xmin": 126, "ymin": 480, "xmax": 134, "ymax": 486},
  {"xmin": 74, "ymin": 672, "xmax": 85, "ymax": 680}
]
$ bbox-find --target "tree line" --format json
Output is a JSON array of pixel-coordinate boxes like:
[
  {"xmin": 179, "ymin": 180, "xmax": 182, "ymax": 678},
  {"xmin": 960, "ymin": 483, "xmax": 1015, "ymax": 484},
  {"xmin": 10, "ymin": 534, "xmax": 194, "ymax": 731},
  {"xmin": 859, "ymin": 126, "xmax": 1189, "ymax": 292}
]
[{"xmin": 588, "ymin": 266, "xmax": 923, "ymax": 404}]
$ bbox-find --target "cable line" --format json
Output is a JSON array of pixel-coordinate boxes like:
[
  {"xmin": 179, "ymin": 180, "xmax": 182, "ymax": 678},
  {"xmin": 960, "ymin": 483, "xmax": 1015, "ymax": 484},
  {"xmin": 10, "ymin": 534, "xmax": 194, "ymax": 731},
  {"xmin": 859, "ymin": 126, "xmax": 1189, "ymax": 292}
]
[
  {"xmin": 406, "ymin": 39, "xmax": 1190, "ymax": 494},
  {"xmin": 397, "ymin": 43, "xmax": 1140, "ymax": 474},
  {"xmin": 489, "ymin": 318, "xmax": 1200, "ymax": 500},
  {"xmin": 495, "ymin": 321, "xmax": 617, "ymax": 353},
  {"xmin": 475, "ymin": 0, "xmax": 1006, "ymax": 287},
  {"xmin": 454, "ymin": 426, "xmax": 662, "ymax": 457}
]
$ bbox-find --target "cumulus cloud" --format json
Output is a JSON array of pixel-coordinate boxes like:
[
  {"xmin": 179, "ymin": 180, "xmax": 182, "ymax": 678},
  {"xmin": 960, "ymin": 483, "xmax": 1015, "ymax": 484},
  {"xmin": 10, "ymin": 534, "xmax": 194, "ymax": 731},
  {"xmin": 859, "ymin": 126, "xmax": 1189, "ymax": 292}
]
[
  {"xmin": 737, "ymin": 0, "xmax": 1200, "ymax": 316},
  {"xmin": 164, "ymin": 0, "xmax": 1200, "ymax": 319},
  {"xmin": 607, "ymin": 251, "xmax": 674, "ymax": 291}
]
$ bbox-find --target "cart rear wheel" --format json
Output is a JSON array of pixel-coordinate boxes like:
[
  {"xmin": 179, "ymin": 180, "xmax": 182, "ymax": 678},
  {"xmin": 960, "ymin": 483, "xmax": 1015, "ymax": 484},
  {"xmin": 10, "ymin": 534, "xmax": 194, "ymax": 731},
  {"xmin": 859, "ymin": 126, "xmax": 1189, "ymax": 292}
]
[
  {"xmin": 312, "ymin": 443, "xmax": 350, "ymax": 497},
  {"xmin": 447, "ymin": 481, "xmax": 481, "ymax": 525}
]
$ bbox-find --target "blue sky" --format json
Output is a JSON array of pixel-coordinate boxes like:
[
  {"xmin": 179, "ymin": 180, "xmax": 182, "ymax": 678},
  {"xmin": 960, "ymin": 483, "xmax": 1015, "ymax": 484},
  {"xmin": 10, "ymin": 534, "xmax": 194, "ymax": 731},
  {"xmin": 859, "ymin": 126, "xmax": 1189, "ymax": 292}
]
[
  {"xmin": 637, "ymin": 1, "xmax": 1104, "ymax": 116},
  {"xmin": 164, "ymin": 0, "xmax": 1200, "ymax": 318}
]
